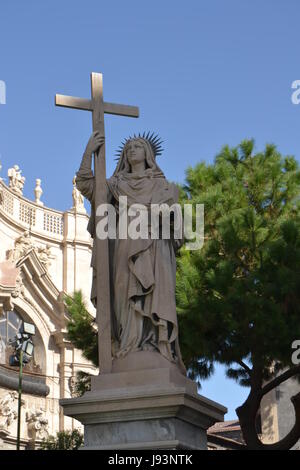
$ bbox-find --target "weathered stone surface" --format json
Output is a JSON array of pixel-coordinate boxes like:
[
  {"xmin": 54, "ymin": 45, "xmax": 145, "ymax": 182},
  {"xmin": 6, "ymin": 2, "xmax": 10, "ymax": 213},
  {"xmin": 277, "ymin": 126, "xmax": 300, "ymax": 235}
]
[{"xmin": 60, "ymin": 352, "xmax": 227, "ymax": 449}]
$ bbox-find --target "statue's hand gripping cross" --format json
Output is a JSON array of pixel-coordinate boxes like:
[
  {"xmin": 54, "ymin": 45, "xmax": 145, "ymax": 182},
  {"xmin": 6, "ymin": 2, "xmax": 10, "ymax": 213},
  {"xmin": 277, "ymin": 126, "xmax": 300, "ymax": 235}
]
[{"xmin": 55, "ymin": 72, "xmax": 139, "ymax": 374}]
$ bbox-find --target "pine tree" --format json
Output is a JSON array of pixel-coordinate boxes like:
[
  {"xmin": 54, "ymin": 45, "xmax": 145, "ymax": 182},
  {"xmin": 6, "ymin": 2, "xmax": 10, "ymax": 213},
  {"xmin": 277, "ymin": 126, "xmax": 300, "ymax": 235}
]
[
  {"xmin": 65, "ymin": 291, "xmax": 98, "ymax": 366},
  {"xmin": 65, "ymin": 291, "xmax": 98, "ymax": 395},
  {"xmin": 40, "ymin": 429, "xmax": 83, "ymax": 450},
  {"xmin": 176, "ymin": 140, "xmax": 300, "ymax": 449}
]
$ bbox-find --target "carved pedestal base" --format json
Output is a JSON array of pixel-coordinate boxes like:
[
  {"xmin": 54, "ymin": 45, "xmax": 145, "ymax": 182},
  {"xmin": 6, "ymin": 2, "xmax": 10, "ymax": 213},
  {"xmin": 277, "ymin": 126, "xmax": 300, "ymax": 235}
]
[{"xmin": 60, "ymin": 352, "xmax": 227, "ymax": 450}]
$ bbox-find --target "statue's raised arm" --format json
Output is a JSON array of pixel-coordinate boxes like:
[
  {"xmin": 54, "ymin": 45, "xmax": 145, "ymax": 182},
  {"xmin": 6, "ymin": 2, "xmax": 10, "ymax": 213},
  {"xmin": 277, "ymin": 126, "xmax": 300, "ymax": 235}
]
[{"xmin": 76, "ymin": 132, "xmax": 105, "ymax": 203}]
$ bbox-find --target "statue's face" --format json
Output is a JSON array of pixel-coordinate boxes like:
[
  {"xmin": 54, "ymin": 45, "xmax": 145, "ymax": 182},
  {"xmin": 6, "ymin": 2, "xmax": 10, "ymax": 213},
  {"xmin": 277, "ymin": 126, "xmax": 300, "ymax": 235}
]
[{"xmin": 126, "ymin": 139, "xmax": 146, "ymax": 168}]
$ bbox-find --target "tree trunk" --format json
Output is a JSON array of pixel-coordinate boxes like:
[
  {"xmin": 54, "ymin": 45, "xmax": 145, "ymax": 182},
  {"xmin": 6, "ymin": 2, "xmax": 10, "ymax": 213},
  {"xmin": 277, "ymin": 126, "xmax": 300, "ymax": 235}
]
[{"xmin": 236, "ymin": 364, "xmax": 300, "ymax": 450}]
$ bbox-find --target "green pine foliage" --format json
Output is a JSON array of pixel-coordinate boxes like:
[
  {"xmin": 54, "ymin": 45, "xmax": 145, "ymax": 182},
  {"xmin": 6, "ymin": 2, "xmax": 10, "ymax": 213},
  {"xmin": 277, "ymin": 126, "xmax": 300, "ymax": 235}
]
[
  {"xmin": 73, "ymin": 370, "xmax": 92, "ymax": 396},
  {"xmin": 176, "ymin": 140, "xmax": 300, "ymax": 387},
  {"xmin": 65, "ymin": 291, "xmax": 98, "ymax": 367},
  {"xmin": 40, "ymin": 429, "xmax": 83, "ymax": 450}
]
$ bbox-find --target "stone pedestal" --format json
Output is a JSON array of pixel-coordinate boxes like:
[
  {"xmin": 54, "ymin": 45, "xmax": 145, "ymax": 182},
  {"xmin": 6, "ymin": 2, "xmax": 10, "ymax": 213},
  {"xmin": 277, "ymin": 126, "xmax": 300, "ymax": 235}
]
[{"xmin": 60, "ymin": 352, "xmax": 227, "ymax": 450}]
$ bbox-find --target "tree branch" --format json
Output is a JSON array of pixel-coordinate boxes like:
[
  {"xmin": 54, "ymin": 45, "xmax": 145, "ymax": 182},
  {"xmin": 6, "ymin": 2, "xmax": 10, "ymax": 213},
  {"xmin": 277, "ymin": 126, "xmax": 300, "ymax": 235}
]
[
  {"xmin": 237, "ymin": 360, "xmax": 251, "ymax": 375},
  {"xmin": 261, "ymin": 364, "xmax": 300, "ymax": 398}
]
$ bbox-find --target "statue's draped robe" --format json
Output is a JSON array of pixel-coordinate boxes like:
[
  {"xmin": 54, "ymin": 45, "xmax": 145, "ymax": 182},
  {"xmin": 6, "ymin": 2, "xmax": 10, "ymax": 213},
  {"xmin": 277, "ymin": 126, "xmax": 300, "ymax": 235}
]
[{"xmin": 76, "ymin": 166, "xmax": 186, "ymax": 373}]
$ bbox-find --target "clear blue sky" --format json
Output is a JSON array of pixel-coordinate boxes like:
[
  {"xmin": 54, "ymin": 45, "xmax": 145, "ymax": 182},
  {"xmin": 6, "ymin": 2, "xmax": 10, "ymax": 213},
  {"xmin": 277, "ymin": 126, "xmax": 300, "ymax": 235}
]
[{"xmin": 1, "ymin": 0, "xmax": 300, "ymax": 420}]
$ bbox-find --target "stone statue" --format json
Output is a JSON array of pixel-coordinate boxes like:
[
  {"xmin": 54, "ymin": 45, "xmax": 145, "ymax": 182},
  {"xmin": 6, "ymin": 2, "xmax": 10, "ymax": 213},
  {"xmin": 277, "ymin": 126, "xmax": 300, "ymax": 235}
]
[
  {"xmin": 6, "ymin": 231, "xmax": 53, "ymax": 272},
  {"xmin": 57, "ymin": 73, "xmax": 226, "ymax": 451},
  {"xmin": 37, "ymin": 244, "xmax": 53, "ymax": 270},
  {"xmin": 72, "ymin": 176, "xmax": 86, "ymax": 213},
  {"xmin": 76, "ymin": 132, "xmax": 186, "ymax": 373},
  {"xmin": 11, "ymin": 272, "xmax": 24, "ymax": 299},
  {"xmin": 8, "ymin": 165, "xmax": 25, "ymax": 195},
  {"xmin": 7, "ymin": 230, "xmax": 33, "ymax": 262},
  {"xmin": 26, "ymin": 408, "xmax": 49, "ymax": 441},
  {"xmin": 0, "ymin": 392, "xmax": 18, "ymax": 432},
  {"xmin": 34, "ymin": 178, "xmax": 43, "ymax": 206}
]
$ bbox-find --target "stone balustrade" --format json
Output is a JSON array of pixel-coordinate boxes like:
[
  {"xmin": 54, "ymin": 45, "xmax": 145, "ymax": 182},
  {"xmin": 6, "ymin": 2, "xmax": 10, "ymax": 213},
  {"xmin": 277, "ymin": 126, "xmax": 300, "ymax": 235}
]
[{"xmin": 0, "ymin": 180, "xmax": 65, "ymax": 240}]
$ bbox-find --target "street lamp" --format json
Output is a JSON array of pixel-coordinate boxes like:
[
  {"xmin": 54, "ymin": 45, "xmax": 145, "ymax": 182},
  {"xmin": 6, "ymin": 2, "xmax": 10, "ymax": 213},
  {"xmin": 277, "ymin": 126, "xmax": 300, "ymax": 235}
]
[{"xmin": 9, "ymin": 321, "xmax": 35, "ymax": 450}]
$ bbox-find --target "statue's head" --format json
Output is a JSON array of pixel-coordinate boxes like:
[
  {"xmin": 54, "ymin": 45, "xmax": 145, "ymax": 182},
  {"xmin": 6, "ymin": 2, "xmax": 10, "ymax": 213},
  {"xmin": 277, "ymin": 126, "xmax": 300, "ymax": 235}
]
[
  {"xmin": 114, "ymin": 132, "xmax": 164, "ymax": 177},
  {"xmin": 124, "ymin": 138, "xmax": 150, "ymax": 172}
]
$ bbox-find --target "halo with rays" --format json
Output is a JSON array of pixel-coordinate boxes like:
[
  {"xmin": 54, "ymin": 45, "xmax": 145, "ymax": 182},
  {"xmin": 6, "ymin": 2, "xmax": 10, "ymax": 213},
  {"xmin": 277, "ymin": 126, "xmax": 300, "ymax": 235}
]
[{"xmin": 114, "ymin": 132, "xmax": 164, "ymax": 161}]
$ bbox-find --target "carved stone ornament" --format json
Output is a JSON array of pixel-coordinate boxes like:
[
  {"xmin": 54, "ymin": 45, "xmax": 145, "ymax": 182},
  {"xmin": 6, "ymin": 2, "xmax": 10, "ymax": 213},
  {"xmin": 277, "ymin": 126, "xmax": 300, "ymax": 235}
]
[
  {"xmin": 6, "ymin": 230, "xmax": 34, "ymax": 263},
  {"xmin": 0, "ymin": 391, "xmax": 18, "ymax": 434},
  {"xmin": 36, "ymin": 244, "xmax": 54, "ymax": 270},
  {"xmin": 71, "ymin": 176, "xmax": 86, "ymax": 213},
  {"xmin": 26, "ymin": 408, "xmax": 49, "ymax": 441},
  {"xmin": 6, "ymin": 231, "xmax": 54, "ymax": 271},
  {"xmin": 11, "ymin": 272, "xmax": 24, "ymax": 299},
  {"xmin": 34, "ymin": 178, "xmax": 43, "ymax": 206},
  {"xmin": 7, "ymin": 165, "xmax": 25, "ymax": 195}
]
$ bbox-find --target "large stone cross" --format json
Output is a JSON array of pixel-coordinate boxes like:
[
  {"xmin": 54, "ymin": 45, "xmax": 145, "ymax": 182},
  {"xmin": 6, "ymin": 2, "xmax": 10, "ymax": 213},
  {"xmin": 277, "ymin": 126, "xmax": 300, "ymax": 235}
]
[{"xmin": 55, "ymin": 72, "xmax": 139, "ymax": 373}]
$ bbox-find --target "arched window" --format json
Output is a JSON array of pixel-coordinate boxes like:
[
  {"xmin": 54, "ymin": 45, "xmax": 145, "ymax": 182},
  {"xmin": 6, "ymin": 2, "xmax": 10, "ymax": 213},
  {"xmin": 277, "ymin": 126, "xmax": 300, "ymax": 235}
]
[
  {"xmin": 0, "ymin": 310, "xmax": 23, "ymax": 346},
  {"xmin": 0, "ymin": 309, "xmax": 48, "ymax": 395},
  {"xmin": 0, "ymin": 310, "xmax": 39, "ymax": 370}
]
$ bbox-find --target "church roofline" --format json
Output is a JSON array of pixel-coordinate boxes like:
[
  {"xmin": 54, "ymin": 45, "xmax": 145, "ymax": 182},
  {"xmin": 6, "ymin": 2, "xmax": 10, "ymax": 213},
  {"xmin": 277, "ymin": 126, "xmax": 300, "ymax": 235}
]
[
  {"xmin": 0, "ymin": 179, "xmax": 91, "ymax": 245},
  {"xmin": 0, "ymin": 178, "xmax": 64, "ymax": 216}
]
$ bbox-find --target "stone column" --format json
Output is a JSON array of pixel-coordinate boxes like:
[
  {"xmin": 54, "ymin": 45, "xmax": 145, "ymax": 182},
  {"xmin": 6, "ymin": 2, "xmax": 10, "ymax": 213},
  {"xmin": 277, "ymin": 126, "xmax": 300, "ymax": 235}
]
[
  {"xmin": 62, "ymin": 210, "xmax": 92, "ymax": 303},
  {"xmin": 53, "ymin": 331, "xmax": 75, "ymax": 432}
]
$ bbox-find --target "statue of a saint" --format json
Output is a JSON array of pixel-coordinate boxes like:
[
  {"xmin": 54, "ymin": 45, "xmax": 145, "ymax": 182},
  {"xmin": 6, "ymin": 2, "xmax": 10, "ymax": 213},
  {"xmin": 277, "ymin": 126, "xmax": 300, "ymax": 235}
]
[
  {"xmin": 76, "ymin": 132, "xmax": 186, "ymax": 373},
  {"xmin": 7, "ymin": 165, "xmax": 25, "ymax": 195},
  {"xmin": 37, "ymin": 244, "xmax": 53, "ymax": 271},
  {"xmin": 72, "ymin": 176, "xmax": 86, "ymax": 213},
  {"xmin": 7, "ymin": 230, "xmax": 33, "ymax": 262}
]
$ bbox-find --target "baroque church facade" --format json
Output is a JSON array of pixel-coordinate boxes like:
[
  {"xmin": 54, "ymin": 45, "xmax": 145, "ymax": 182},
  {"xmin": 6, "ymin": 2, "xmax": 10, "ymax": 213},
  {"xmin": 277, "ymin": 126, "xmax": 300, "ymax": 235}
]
[{"xmin": 0, "ymin": 167, "xmax": 96, "ymax": 449}]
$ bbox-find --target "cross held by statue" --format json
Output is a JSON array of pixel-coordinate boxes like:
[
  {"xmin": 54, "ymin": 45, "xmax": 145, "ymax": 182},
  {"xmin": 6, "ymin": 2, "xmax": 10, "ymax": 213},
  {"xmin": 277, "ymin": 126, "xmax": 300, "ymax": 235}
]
[{"xmin": 55, "ymin": 72, "xmax": 139, "ymax": 373}]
